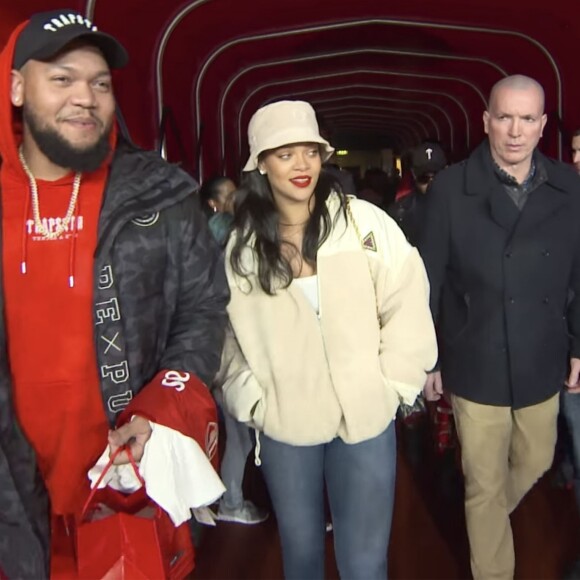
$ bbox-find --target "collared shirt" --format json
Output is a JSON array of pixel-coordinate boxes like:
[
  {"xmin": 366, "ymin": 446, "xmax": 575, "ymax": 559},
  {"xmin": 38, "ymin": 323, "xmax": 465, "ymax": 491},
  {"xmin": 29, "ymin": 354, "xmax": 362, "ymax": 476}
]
[{"xmin": 492, "ymin": 155, "xmax": 548, "ymax": 210}]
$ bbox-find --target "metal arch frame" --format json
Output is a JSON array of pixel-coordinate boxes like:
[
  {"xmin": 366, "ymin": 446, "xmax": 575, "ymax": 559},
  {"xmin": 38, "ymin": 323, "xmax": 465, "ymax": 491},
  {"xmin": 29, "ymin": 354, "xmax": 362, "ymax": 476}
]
[
  {"xmin": 310, "ymin": 95, "xmax": 453, "ymax": 149},
  {"xmin": 326, "ymin": 109, "xmax": 429, "ymax": 131},
  {"xmin": 85, "ymin": 1, "xmax": 443, "ymax": 161},
  {"xmin": 331, "ymin": 120, "xmax": 421, "ymax": 145},
  {"xmin": 319, "ymin": 112, "xmax": 428, "ymax": 143},
  {"xmin": 235, "ymin": 69, "xmax": 485, "ymax": 161},
  {"xmin": 83, "ymin": 0, "xmax": 561, "ymax": 159},
  {"xmin": 157, "ymin": 14, "xmax": 494, "ymax": 117},
  {"xmin": 171, "ymin": 15, "xmax": 563, "ymax": 155},
  {"xmin": 191, "ymin": 20, "xmax": 546, "ymax": 138},
  {"xmin": 93, "ymin": 0, "xmax": 563, "ymax": 159},
  {"xmin": 264, "ymin": 83, "xmax": 469, "ymax": 148},
  {"xmin": 85, "ymin": 1, "xmax": 564, "ymax": 157},
  {"xmin": 217, "ymin": 48, "xmax": 506, "ymax": 160},
  {"xmin": 329, "ymin": 120, "xmax": 417, "ymax": 149},
  {"xmin": 87, "ymin": 0, "xmax": 213, "ymax": 158},
  {"xmin": 318, "ymin": 105, "xmax": 439, "ymax": 139},
  {"xmin": 84, "ymin": 0, "xmax": 97, "ymax": 19}
]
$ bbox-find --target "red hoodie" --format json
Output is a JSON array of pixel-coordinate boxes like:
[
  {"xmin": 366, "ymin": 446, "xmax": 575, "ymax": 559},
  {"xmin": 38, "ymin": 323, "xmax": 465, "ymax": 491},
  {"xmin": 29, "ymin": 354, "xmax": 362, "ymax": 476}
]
[{"xmin": 0, "ymin": 22, "xmax": 113, "ymax": 517}]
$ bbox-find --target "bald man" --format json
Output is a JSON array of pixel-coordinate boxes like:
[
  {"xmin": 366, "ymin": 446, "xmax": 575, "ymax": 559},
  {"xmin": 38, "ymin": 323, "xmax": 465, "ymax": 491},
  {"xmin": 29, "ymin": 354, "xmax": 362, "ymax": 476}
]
[{"xmin": 418, "ymin": 75, "xmax": 580, "ymax": 579}]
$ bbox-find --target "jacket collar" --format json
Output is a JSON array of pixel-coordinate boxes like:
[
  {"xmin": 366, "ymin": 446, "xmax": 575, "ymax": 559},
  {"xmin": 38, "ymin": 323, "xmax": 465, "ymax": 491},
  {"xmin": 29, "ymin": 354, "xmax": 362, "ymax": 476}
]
[
  {"xmin": 465, "ymin": 140, "xmax": 575, "ymax": 196},
  {"xmin": 464, "ymin": 141, "xmax": 579, "ymax": 236}
]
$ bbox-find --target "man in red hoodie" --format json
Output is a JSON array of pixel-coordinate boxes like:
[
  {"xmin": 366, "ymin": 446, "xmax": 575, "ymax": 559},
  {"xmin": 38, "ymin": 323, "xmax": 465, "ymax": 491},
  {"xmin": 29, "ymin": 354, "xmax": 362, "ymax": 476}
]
[{"xmin": 0, "ymin": 9, "xmax": 228, "ymax": 578}]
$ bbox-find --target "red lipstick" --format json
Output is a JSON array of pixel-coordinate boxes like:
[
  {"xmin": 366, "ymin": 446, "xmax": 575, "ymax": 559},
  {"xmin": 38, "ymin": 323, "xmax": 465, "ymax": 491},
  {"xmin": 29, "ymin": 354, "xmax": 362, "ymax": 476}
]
[{"xmin": 290, "ymin": 176, "xmax": 312, "ymax": 188}]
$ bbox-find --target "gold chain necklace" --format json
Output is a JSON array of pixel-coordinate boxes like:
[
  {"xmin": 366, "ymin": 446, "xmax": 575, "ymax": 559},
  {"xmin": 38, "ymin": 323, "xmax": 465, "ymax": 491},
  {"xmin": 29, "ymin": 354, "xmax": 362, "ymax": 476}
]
[{"xmin": 18, "ymin": 148, "xmax": 81, "ymax": 241}]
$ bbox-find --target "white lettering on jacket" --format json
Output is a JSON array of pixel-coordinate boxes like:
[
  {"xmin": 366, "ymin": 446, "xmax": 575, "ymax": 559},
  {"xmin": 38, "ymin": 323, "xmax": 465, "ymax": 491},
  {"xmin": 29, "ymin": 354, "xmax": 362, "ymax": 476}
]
[{"xmin": 161, "ymin": 370, "xmax": 191, "ymax": 392}]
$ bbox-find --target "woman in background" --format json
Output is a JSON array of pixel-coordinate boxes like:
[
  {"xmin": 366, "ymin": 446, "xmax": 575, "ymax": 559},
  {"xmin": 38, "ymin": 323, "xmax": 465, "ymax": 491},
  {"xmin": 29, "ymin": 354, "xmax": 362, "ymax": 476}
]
[
  {"xmin": 200, "ymin": 175, "xmax": 268, "ymax": 525},
  {"xmin": 199, "ymin": 176, "xmax": 236, "ymax": 245}
]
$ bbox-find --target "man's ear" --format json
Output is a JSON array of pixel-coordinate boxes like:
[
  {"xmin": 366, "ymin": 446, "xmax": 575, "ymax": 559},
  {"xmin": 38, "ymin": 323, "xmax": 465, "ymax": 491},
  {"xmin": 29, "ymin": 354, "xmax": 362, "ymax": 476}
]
[
  {"xmin": 540, "ymin": 113, "xmax": 548, "ymax": 137},
  {"xmin": 483, "ymin": 110, "xmax": 490, "ymax": 135},
  {"xmin": 11, "ymin": 70, "xmax": 24, "ymax": 107}
]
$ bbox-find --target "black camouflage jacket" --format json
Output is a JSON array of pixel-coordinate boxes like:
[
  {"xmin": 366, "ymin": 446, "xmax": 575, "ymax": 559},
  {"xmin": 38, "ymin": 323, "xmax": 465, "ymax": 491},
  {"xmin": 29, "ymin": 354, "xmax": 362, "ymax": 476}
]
[{"xmin": 0, "ymin": 140, "xmax": 229, "ymax": 578}]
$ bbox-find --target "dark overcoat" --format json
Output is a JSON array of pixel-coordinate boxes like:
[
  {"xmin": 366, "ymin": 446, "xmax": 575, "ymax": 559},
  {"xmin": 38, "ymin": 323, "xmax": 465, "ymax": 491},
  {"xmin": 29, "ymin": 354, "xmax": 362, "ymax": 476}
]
[{"xmin": 419, "ymin": 142, "xmax": 580, "ymax": 408}]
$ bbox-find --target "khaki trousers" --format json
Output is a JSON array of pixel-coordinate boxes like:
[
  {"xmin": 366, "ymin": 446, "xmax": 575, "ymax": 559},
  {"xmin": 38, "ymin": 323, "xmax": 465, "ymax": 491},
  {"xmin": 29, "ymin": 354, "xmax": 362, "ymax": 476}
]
[{"xmin": 451, "ymin": 393, "xmax": 559, "ymax": 580}]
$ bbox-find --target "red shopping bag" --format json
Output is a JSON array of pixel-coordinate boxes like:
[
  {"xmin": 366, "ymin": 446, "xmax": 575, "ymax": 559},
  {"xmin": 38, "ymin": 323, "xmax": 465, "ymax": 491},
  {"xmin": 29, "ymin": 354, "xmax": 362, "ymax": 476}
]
[
  {"xmin": 433, "ymin": 397, "xmax": 457, "ymax": 455},
  {"xmin": 76, "ymin": 447, "xmax": 194, "ymax": 579}
]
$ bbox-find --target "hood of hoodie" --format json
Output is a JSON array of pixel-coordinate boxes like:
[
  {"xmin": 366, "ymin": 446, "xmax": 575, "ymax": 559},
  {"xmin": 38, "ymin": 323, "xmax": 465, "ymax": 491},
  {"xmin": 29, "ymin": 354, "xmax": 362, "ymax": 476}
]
[{"xmin": 0, "ymin": 21, "xmax": 27, "ymax": 178}]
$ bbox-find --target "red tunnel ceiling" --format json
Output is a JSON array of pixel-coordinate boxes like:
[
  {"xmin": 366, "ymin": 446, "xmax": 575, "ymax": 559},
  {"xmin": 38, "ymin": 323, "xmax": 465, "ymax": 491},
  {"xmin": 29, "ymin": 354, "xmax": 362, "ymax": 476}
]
[{"xmin": 1, "ymin": 0, "xmax": 578, "ymax": 180}]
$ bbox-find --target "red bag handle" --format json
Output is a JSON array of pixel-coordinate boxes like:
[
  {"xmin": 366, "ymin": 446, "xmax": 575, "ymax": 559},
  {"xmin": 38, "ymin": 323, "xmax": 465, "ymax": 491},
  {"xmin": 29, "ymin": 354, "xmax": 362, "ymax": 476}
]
[{"xmin": 80, "ymin": 446, "xmax": 145, "ymax": 519}]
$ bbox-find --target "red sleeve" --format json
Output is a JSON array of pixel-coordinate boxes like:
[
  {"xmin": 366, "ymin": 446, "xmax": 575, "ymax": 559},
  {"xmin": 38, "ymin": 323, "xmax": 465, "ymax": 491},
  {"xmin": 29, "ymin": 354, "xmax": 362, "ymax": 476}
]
[{"xmin": 118, "ymin": 370, "xmax": 219, "ymax": 470}]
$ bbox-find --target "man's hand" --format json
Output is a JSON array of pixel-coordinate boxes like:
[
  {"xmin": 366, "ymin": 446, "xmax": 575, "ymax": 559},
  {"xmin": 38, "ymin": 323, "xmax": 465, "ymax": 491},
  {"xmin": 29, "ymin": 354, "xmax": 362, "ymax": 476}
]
[
  {"xmin": 108, "ymin": 416, "xmax": 152, "ymax": 465},
  {"xmin": 566, "ymin": 358, "xmax": 580, "ymax": 394},
  {"xmin": 424, "ymin": 370, "xmax": 444, "ymax": 401}
]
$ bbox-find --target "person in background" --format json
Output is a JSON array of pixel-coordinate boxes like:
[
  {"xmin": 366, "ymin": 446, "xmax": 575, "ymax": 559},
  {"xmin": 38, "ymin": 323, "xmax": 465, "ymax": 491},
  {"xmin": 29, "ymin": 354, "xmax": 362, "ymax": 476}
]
[
  {"xmin": 200, "ymin": 176, "xmax": 268, "ymax": 525},
  {"xmin": 558, "ymin": 129, "xmax": 580, "ymax": 579},
  {"xmin": 357, "ymin": 167, "xmax": 390, "ymax": 208},
  {"xmin": 322, "ymin": 162, "xmax": 356, "ymax": 196},
  {"xmin": 316, "ymin": 113, "xmax": 356, "ymax": 196},
  {"xmin": 0, "ymin": 10, "xmax": 228, "ymax": 576},
  {"xmin": 199, "ymin": 175, "xmax": 236, "ymax": 245},
  {"xmin": 217, "ymin": 99, "xmax": 437, "ymax": 579},
  {"xmin": 387, "ymin": 141, "xmax": 456, "ymax": 488},
  {"xmin": 388, "ymin": 141, "xmax": 447, "ymax": 246}
]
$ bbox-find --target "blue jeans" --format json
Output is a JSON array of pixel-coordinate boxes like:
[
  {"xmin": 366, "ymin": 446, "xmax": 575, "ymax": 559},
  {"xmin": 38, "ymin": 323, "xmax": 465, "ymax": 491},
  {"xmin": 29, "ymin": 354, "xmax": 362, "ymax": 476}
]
[
  {"xmin": 259, "ymin": 423, "xmax": 396, "ymax": 580},
  {"xmin": 220, "ymin": 408, "xmax": 253, "ymax": 509},
  {"xmin": 561, "ymin": 389, "xmax": 580, "ymax": 510}
]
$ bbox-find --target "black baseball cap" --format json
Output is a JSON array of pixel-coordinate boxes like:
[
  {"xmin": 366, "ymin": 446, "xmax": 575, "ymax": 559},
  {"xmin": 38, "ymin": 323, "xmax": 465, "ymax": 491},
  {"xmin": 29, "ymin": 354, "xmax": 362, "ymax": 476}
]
[
  {"xmin": 411, "ymin": 142, "xmax": 447, "ymax": 176},
  {"xmin": 13, "ymin": 9, "xmax": 128, "ymax": 70}
]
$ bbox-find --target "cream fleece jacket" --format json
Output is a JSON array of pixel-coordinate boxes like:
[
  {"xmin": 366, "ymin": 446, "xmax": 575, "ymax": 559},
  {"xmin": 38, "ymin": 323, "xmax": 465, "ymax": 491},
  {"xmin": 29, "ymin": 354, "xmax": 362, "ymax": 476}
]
[{"xmin": 216, "ymin": 194, "xmax": 437, "ymax": 445}]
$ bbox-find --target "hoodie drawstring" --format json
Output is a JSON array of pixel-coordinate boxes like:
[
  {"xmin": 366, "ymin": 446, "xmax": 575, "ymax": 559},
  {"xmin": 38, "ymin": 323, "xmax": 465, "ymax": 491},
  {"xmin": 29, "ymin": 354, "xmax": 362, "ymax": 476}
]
[
  {"xmin": 68, "ymin": 196, "xmax": 79, "ymax": 288},
  {"xmin": 20, "ymin": 188, "xmax": 30, "ymax": 275},
  {"xmin": 20, "ymin": 190, "xmax": 79, "ymax": 288},
  {"xmin": 254, "ymin": 429, "xmax": 262, "ymax": 466},
  {"xmin": 18, "ymin": 152, "xmax": 81, "ymax": 287}
]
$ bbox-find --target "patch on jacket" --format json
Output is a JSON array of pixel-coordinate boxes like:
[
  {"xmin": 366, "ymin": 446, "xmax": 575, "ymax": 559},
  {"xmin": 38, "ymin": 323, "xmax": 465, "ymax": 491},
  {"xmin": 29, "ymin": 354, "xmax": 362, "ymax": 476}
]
[
  {"xmin": 131, "ymin": 212, "xmax": 160, "ymax": 227},
  {"xmin": 362, "ymin": 231, "xmax": 377, "ymax": 252}
]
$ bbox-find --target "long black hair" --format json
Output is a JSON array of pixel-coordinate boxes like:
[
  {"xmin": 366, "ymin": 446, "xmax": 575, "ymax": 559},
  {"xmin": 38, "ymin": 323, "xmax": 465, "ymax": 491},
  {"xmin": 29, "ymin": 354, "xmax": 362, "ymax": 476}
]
[{"xmin": 230, "ymin": 160, "xmax": 346, "ymax": 295}]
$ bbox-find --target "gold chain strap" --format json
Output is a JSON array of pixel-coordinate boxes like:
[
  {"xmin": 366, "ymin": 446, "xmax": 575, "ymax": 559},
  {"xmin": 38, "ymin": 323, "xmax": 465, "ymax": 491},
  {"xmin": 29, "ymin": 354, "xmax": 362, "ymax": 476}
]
[
  {"xmin": 345, "ymin": 196, "xmax": 364, "ymax": 246},
  {"xmin": 345, "ymin": 197, "xmax": 381, "ymax": 324}
]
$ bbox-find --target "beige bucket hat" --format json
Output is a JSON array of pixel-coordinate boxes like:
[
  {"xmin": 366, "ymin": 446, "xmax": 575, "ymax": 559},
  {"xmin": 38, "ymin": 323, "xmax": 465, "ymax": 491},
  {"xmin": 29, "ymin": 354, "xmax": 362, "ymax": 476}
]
[{"xmin": 243, "ymin": 100, "xmax": 335, "ymax": 172}]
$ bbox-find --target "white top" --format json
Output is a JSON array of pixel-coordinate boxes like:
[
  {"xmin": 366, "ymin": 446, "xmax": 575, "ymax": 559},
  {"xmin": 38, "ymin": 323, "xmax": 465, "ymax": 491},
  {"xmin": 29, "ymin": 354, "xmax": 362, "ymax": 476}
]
[{"xmin": 293, "ymin": 275, "xmax": 319, "ymax": 314}]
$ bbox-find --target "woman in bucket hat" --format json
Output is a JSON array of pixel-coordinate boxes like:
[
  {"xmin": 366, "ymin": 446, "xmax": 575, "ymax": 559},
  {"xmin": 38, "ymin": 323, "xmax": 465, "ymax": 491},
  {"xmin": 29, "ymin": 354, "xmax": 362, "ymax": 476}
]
[{"xmin": 216, "ymin": 100, "xmax": 437, "ymax": 579}]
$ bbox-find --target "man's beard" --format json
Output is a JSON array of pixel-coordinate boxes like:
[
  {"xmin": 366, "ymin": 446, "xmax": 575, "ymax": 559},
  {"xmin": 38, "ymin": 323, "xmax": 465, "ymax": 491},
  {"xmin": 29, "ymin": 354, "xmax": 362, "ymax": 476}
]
[{"xmin": 23, "ymin": 104, "xmax": 113, "ymax": 173}]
